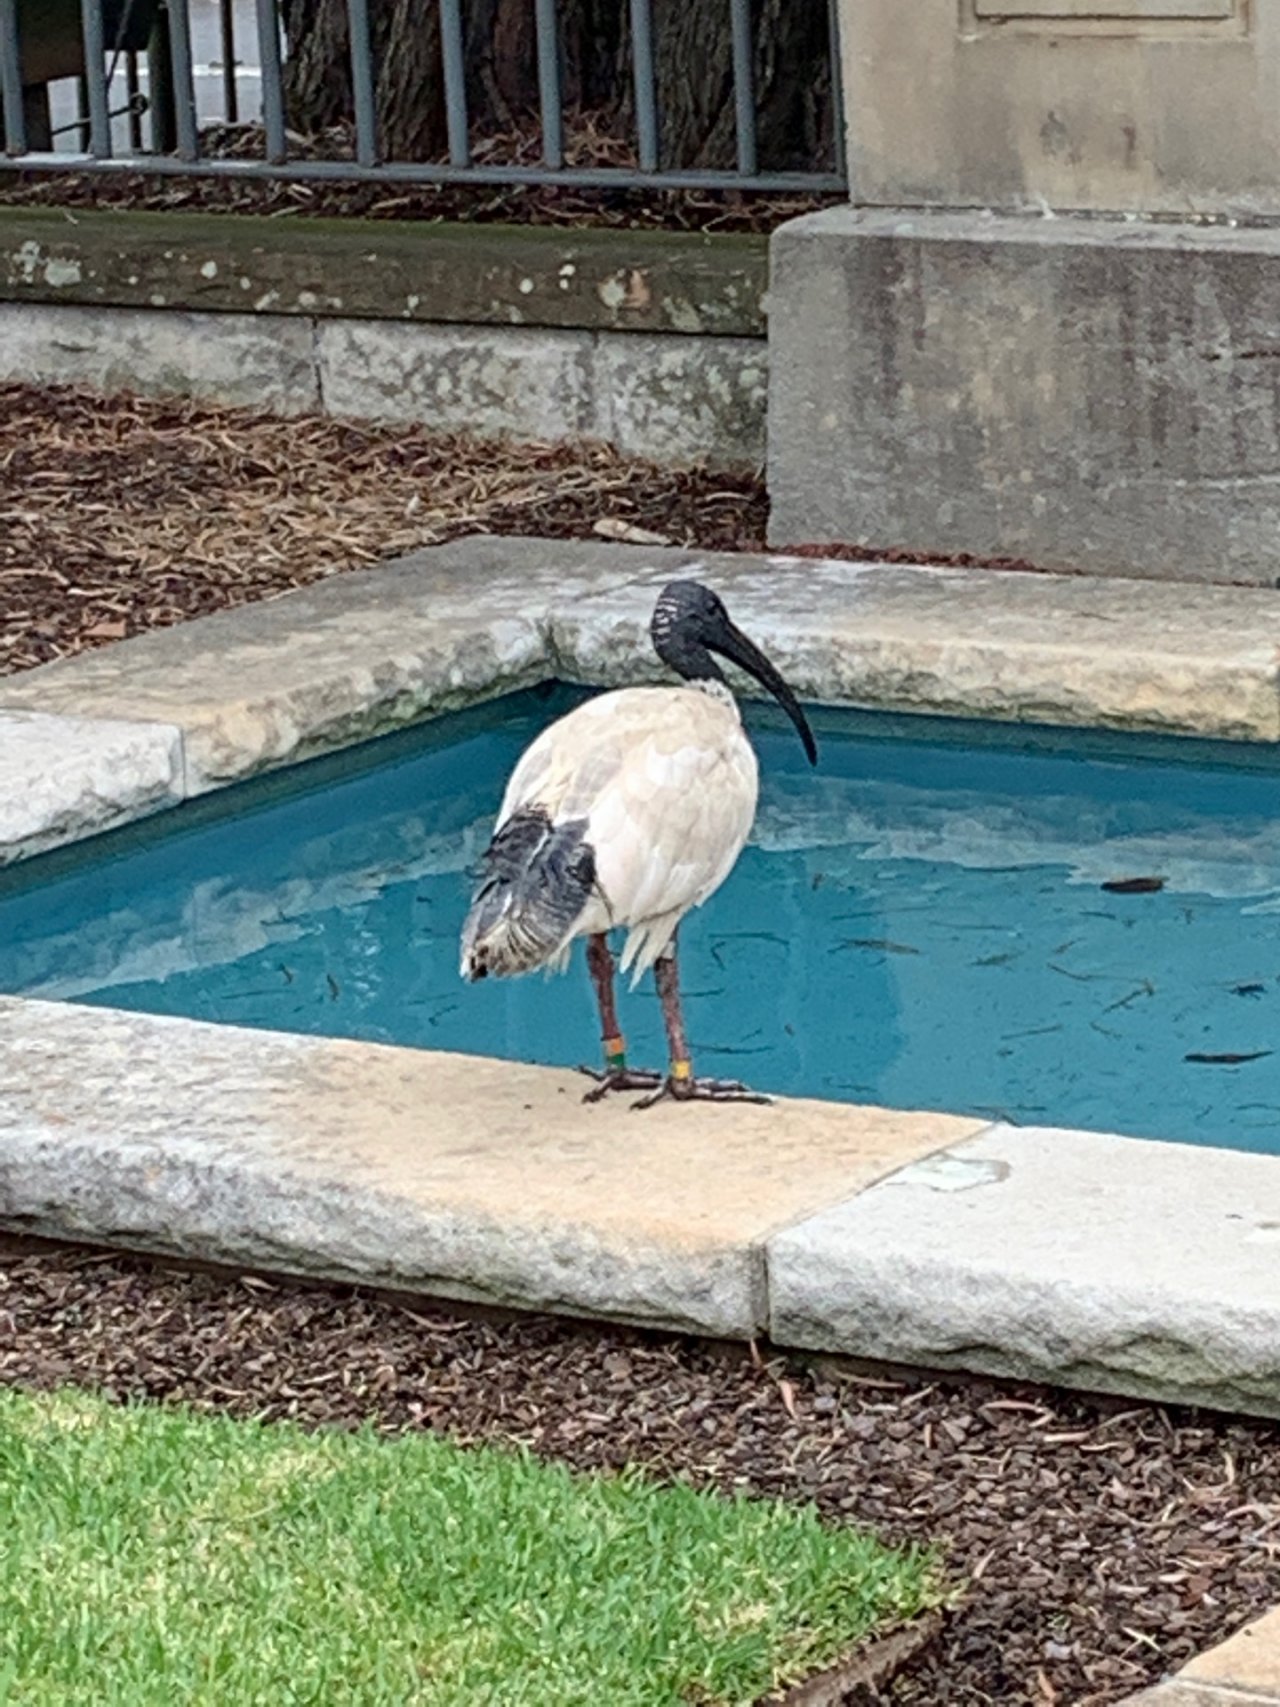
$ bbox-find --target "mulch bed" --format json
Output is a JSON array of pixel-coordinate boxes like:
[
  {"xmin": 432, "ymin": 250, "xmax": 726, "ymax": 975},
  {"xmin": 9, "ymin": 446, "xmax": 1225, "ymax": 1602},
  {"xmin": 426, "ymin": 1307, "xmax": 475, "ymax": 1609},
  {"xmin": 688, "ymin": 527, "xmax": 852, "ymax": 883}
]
[
  {"xmin": 0, "ymin": 117, "xmax": 840, "ymax": 233},
  {"xmin": 2, "ymin": 1240, "xmax": 1277, "ymax": 1707},
  {"xmin": 0, "ymin": 384, "xmax": 1055, "ymax": 682},
  {"xmin": 0, "ymin": 382, "xmax": 768, "ymax": 677},
  {"xmin": 0, "ymin": 384, "xmax": 1044, "ymax": 682},
  {"xmin": 0, "ymin": 165, "xmax": 836, "ymax": 234}
]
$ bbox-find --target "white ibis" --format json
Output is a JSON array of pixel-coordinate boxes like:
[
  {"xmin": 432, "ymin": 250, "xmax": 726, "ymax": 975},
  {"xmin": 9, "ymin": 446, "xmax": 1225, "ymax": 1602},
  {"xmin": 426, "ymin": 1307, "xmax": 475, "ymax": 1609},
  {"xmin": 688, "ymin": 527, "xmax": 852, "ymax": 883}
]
[{"xmin": 459, "ymin": 579, "xmax": 818, "ymax": 1106}]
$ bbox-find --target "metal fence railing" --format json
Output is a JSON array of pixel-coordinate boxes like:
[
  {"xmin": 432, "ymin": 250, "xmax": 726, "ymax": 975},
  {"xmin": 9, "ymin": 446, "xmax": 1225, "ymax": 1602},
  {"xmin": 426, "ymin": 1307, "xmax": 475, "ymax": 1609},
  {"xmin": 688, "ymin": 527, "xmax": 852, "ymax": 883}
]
[{"xmin": 0, "ymin": 0, "xmax": 847, "ymax": 194}]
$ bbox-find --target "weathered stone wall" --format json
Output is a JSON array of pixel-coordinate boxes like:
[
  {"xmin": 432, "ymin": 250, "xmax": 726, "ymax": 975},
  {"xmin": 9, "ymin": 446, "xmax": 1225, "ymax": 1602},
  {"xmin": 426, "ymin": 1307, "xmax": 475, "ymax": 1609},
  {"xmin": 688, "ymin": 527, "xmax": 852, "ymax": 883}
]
[
  {"xmin": 839, "ymin": 0, "xmax": 1280, "ymax": 219},
  {"xmin": 0, "ymin": 208, "xmax": 767, "ymax": 466},
  {"xmin": 768, "ymin": 206, "xmax": 1280, "ymax": 586},
  {"xmin": 766, "ymin": 3, "xmax": 1280, "ymax": 583}
]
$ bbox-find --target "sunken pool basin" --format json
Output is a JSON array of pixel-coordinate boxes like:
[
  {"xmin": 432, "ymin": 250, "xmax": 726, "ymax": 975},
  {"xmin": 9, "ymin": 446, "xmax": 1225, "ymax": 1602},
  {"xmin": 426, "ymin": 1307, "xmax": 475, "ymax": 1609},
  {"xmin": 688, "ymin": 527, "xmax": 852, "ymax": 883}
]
[{"xmin": 3, "ymin": 682, "xmax": 1280, "ymax": 1155}]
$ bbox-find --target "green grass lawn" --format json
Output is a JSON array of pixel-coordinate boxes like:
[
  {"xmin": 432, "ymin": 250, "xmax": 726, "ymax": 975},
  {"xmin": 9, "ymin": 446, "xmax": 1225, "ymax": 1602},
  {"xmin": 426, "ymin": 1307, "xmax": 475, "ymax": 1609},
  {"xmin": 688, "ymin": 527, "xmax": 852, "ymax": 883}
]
[{"xmin": 0, "ymin": 1385, "xmax": 936, "ymax": 1706}]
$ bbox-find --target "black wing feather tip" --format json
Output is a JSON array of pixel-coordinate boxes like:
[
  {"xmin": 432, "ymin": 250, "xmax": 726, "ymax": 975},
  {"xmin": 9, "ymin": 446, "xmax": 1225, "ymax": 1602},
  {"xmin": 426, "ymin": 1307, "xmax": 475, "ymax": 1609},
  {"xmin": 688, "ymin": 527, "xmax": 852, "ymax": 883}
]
[{"xmin": 461, "ymin": 806, "xmax": 597, "ymax": 978}]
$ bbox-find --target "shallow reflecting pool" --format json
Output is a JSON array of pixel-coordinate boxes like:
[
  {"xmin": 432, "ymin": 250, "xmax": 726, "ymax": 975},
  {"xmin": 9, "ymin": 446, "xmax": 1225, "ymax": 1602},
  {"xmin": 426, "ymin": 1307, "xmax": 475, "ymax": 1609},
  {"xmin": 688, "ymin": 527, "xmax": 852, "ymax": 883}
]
[{"xmin": 5, "ymin": 684, "xmax": 1280, "ymax": 1152}]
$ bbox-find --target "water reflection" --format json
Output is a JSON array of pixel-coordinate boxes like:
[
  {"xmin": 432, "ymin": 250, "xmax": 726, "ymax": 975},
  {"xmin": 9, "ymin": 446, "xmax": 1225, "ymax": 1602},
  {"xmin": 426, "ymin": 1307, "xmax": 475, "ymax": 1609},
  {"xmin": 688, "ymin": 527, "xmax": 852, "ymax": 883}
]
[{"xmin": 4, "ymin": 688, "xmax": 1280, "ymax": 1151}]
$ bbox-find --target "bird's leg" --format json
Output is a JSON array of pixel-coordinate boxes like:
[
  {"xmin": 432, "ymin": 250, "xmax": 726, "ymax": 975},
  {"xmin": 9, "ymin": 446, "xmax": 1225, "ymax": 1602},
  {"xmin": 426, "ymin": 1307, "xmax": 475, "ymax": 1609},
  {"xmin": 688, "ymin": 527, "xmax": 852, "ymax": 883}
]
[
  {"xmin": 578, "ymin": 933, "xmax": 662, "ymax": 1101},
  {"xmin": 631, "ymin": 935, "xmax": 770, "ymax": 1109}
]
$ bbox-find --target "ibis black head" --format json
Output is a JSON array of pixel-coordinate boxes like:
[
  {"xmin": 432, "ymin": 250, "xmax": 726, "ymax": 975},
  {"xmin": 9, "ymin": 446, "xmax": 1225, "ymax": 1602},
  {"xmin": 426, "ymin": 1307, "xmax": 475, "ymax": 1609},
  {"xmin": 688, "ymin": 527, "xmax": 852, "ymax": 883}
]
[{"xmin": 649, "ymin": 579, "xmax": 818, "ymax": 766}]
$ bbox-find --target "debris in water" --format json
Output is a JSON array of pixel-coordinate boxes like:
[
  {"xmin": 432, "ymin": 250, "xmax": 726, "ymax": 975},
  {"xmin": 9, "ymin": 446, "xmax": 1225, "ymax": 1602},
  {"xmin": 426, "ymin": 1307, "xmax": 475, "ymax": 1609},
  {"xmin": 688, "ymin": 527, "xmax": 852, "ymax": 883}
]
[
  {"xmin": 1101, "ymin": 980, "xmax": 1155, "ymax": 1014},
  {"xmin": 1185, "ymin": 1050, "xmax": 1272, "ymax": 1065},
  {"xmin": 326, "ymin": 973, "xmax": 340, "ymax": 1000},
  {"xmin": 836, "ymin": 938, "xmax": 921, "ymax": 956},
  {"xmin": 1233, "ymin": 983, "xmax": 1266, "ymax": 999},
  {"xmin": 1101, "ymin": 876, "xmax": 1166, "ymax": 894},
  {"xmin": 1047, "ymin": 962, "xmax": 1109, "ymax": 983}
]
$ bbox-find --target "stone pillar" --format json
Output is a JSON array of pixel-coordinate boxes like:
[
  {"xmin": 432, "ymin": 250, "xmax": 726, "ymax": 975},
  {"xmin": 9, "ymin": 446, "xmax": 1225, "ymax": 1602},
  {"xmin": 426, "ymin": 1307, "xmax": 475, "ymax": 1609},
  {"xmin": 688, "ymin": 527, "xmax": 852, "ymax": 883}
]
[
  {"xmin": 767, "ymin": 0, "xmax": 1280, "ymax": 584},
  {"xmin": 843, "ymin": 0, "xmax": 1278, "ymax": 219}
]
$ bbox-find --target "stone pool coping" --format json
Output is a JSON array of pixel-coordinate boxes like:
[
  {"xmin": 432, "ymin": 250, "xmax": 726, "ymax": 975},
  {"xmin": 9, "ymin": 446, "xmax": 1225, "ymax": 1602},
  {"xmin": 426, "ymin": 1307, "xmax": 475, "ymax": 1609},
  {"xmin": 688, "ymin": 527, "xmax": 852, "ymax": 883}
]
[
  {"xmin": 5, "ymin": 536, "xmax": 1280, "ymax": 838},
  {"xmin": 1127, "ymin": 1605, "xmax": 1280, "ymax": 1705},
  {"xmin": 3, "ymin": 996, "xmax": 1279, "ymax": 1421},
  {"xmin": 2, "ymin": 537, "xmax": 1280, "ymax": 1426}
]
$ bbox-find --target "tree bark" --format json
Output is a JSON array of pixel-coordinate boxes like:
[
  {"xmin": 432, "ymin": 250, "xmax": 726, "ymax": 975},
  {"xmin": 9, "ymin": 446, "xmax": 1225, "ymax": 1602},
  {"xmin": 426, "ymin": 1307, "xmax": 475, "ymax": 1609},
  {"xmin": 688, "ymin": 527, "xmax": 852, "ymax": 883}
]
[
  {"xmin": 281, "ymin": 0, "xmax": 833, "ymax": 173},
  {"xmin": 649, "ymin": 0, "xmax": 834, "ymax": 171}
]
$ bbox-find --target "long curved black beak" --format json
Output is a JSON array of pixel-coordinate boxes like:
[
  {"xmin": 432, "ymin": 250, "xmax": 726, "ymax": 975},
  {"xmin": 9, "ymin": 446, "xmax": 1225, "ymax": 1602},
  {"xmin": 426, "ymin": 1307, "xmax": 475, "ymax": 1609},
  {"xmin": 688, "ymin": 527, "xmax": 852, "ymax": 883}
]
[{"xmin": 710, "ymin": 621, "xmax": 818, "ymax": 766}]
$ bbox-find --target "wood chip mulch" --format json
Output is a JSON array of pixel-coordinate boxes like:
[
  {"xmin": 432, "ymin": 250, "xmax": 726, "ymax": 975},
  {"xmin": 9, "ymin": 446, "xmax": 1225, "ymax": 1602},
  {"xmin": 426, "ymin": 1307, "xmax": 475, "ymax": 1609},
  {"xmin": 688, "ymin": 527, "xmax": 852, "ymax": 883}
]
[
  {"xmin": 2, "ymin": 1241, "xmax": 1278, "ymax": 1707},
  {"xmin": 1, "ymin": 381, "xmax": 1027, "ymax": 683},
  {"xmin": 0, "ymin": 115, "xmax": 841, "ymax": 233},
  {"xmin": 0, "ymin": 164, "xmax": 837, "ymax": 234},
  {"xmin": 0, "ymin": 382, "xmax": 768, "ymax": 678}
]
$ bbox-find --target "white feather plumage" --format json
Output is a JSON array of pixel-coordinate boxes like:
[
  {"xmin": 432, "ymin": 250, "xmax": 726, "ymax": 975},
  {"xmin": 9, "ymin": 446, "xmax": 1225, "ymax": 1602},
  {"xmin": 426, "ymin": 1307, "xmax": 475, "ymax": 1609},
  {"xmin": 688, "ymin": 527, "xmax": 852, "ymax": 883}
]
[{"xmin": 488, "ymin": 681, "xmax": 757, "ymax": 981}]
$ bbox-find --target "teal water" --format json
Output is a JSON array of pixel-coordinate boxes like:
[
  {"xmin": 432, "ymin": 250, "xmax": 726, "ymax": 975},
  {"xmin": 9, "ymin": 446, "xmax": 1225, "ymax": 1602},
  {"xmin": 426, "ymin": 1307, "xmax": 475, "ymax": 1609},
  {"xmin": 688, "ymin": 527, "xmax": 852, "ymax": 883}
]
[{"xmin": 5, "ymin": 684, "xmax": 1280, "ymax": 1152}]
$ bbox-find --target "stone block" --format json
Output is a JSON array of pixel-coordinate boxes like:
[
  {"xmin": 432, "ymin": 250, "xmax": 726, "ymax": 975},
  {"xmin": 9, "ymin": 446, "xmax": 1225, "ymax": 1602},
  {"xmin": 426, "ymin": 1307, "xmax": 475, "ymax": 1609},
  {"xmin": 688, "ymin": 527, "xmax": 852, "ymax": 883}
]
[
  {"xmin": 0, "ymin": 302, "xmax": 318, "ymax": 412},
  {"xmin": 0, "ymin": 997, "xmax": 972, "ymax": 1337},
  {"xmin": 0, "ymin": 553, "xmax": 554, "ymax": 792},
  {"xmin": 768, "ymin": 206, "xmax": 1280, "ymax": 585},
  {"xmin": 0, "ymin": 248, "xmax": 769, "ymax": 464},
  {"xmin": 462, "ymin": 538, "xmax": 1280, "ymax": 742},
  {"xmin": 768, "ymin": 1123, "xmax": 1280, "ymax": 1418},
  {"xmin": 1184, "ymin": 1607, "xmax": 1280, "ymax": 1695},
  {"xmin": 0, "ymin": 207, "xmax": 769, "ymax": 336},
  {"xmin": 316, "ymin": 319, "xmax": 596, "ymax": 441},
  {"xmin": 7, "ymin": 539, "xmax": 1280, "ymax": 764},
  {"xmin": 594, "ymin": 333, "xmax": 766, "ymax": 465},
  {"xmin": 0, "ymin": 711, "xmax": 183, "ymax": 864},
  {"xmin": 839, "ymin": 0, "xmax": 1280, "ymax": 217},
  {"xmin": 1121, "ymin": 1688, "xmax": 1280, "ymax": 1706}
]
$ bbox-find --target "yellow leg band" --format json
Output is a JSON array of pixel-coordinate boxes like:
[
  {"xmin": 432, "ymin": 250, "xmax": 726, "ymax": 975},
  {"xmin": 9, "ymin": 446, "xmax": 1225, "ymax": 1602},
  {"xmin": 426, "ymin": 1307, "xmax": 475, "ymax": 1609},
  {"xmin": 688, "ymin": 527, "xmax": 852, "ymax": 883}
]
[{"xmin": 671, "ymin": 1058, "xmax": 693, "ymax": 1081}]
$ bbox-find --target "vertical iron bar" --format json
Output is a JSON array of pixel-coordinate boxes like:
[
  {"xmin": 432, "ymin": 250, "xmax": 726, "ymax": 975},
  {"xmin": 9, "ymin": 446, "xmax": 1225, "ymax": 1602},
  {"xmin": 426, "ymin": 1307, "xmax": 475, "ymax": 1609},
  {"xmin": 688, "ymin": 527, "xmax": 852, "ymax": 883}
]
[
  {"xmin": 23, "ymin": 85, "xmax": 51, "ymax": 149},
  {"xmin": 533, "ymin": 0, "xmax": 562, "ymax": 170},
  {"xmin": 628, "ymin": 0, "xmax": 657, "ymax": 174},
  {"xmin": 75, "ymin": 75, "xmax": 90, "ymax": 151},
  {"xmin": 346, "ymin": 0, "xmax": 377, "ymax": 165},
  {"xmin": 728, "ymin": 0, "xmax": 755, "ymax": 177},
  {"xmin": 126, "ymin": 49, "xmax": 143, "ymax": 149},
  {"xmin": 79, "ymin": 0, "xmax": 112, "ymax": 155},
  {"xmin": 0, "ymin": 0, "xmax": 26, "ymax": 155},
  {"xmin": 148, "ymin": 7, "xmax": 176, "ymax": 153},
  {"xmin": 219, "ymin": 0, "xmax": 239, "ymax": 123},
  {"xmin": 439, "ymin": 0, "xmax": 468, "ymax": 166},
  {"xmin": 255, "ymin": 0, "xmax": 287, "ymax": 162},
  {"xmin": 827, "ymin": 0, "xmax": 846, "ymax": 181},
  {"xmin": 166, "ymin": 0, "xmax": 199, "ymax": 159}
]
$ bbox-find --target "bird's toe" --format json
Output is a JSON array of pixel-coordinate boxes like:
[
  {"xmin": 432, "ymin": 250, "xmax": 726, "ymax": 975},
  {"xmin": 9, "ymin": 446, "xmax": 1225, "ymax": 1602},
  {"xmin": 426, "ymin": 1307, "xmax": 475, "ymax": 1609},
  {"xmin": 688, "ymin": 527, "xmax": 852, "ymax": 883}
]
[
  {"xmin": 629, "ymin": 1074, "xmax": 772, "ymax": 1109},
  {"xmin": 578, "ymin": 1064, "xmax": 665, "ymax": 1103}
]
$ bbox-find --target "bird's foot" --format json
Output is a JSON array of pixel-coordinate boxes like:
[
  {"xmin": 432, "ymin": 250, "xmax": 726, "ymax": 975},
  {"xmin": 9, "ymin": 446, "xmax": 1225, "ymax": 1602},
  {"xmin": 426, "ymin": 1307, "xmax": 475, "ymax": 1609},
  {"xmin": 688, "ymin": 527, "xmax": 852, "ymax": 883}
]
[
  {"xmin": 630, "ymin": 1072, "xmax": 772, "ymax": 1110},
  {"xmin": 578, "ymin": 1064, "xmax": 664, "ymax": 1103}
]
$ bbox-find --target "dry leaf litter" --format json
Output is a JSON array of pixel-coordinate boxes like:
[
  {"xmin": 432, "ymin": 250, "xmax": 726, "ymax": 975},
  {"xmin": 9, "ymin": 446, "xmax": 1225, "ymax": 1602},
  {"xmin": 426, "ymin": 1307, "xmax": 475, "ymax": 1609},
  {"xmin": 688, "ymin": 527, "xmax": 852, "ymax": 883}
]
[{"xmin": 0, "ymin": 382, "xmax": 767, "ymax": 676}]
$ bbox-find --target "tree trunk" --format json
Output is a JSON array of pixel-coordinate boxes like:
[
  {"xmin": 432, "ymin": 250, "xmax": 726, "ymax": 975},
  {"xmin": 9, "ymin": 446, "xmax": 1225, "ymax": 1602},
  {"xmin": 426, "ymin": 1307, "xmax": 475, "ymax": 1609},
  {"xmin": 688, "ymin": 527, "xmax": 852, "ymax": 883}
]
[
  {"xmin": 282, "ymin": 0, "xmax": 833, "ymax": 173},
  {"xmin": 650, "ymin": 0, "xmax": 834, "ymax": 172}
]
